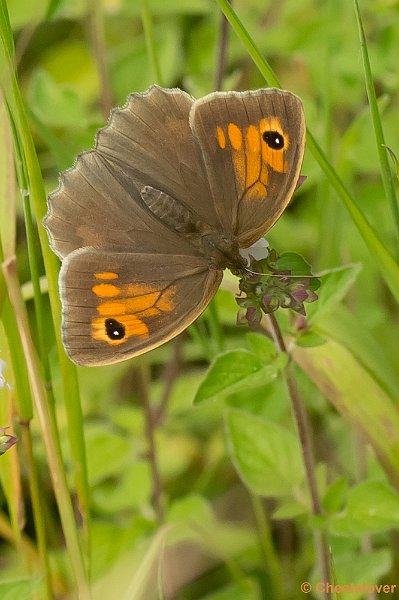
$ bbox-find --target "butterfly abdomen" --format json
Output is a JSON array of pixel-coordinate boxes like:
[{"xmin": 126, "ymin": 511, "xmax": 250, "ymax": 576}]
[{"xmin": 140, "ymin": 185, "xmax": 199, "ymax": 234}]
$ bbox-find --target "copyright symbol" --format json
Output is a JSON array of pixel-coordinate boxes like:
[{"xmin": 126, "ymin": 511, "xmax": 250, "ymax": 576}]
[{"xmin": 301, "ymin": 582, "xmax": 312, "ymax": 593}]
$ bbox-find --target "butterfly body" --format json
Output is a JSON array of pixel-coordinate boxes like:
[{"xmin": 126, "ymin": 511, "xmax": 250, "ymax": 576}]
[
  {"xmin": 141, "ymin": 185, "xmax": 245, "ymax": 272},
  {"xmin": 44, "ymin": 86, "xmax": 305, "ymax": 366}
]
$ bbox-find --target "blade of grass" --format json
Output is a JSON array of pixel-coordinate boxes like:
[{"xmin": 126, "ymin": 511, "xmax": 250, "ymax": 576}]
[
  {"xmin": 0, "ymin": 0, "xmax": 91, "ymax": 560},
  {"xmin": 215, "ymin": 0, "xmax": 399, "ymax": 303},
  {"xmin": 353, "ymin": 0, "xmax": 399, "ymax": 255},
  {"xmin": 141, "ymin": 0, "xmax": 163, "ymax": 86},
  {"xmin": 88, "ymin": 0, "xmax": 113, "ymax": 119},
  {"xmin": 0, "ymin": 105, "xmax": 53, "ymax": 599},
  {"xmin": 2, "ymin": 256, "xmax": 91, "ymax": 600}
]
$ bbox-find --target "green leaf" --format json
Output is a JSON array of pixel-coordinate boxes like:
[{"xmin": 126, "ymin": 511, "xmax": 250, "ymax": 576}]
[
  {"xmin": 225, "ymin": 409, "xmax": 304, "ymax": 497},
  {"xmin": 194, "ymin": 350, "xmax": 278, "ymax": 404},
  {"xmin": 0, "ymin": 578, "xmax": 41, "ymax": 600},
  {"xmin": 306, "ymin": 263, "xmax": 362, "ymax": 325},
  {"xmin": 293, "ymin": 339, "xmax": 399, "ymax": 488},
  {"xmin": 332, "ymin": 480, "xmax": 399, "ymax": 535},
  {"xmin": 275, "ymin": 252, "xmax": 313, "ymax": 275},
  {"xmin": 272, "ymin": 500, "xmax": 307, "ymax": 520},
  {"xmin": 322, "ymin": 477, "xmax": 349, "ymax": 513},
  {"xmin": 93, "ymin": 461, "xmax": 152, "ymax": 513},
  {"xmin": 245, "ymin": 332, "xmax": 276, "ymax": 362},
  {"xmin": 28, "ymin": 69, "xmax": 89, "ymax": 128},
  {"xmin": 295, "ymin": 331, "xmax": 326, "ymax": 348},
  {"xmin": 314, "ymin": 550, "xmax": 391, "ymax": 600}
]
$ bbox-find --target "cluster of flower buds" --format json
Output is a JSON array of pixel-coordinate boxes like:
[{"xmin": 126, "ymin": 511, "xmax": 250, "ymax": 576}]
[{"xmin": 236, "ymin": 248, "xmax": 320, "ymax": 327}]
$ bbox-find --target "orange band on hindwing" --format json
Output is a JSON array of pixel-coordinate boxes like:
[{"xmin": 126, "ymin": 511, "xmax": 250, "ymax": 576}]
[{"xmin": 91, "ymin": 273, "xmax": 174, "ymax": 346}]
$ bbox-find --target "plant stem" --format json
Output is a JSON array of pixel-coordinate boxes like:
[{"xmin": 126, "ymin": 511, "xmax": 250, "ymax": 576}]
[
  {"xmin": 153, "ymin": 334, "xmax": 184, "ymax": 426},
  {"xmin": 251, "ymin": 494, "xmax": 284, "ymax": 600},
  {"xmin": 267, "ymin": 312, "xmax": 331, "ymax": 599},
  {"xmin": 88, "ymin": 0, "xmax": 113, "ymax": 119},
  {"xmin": 214, "ymin": 0, "xmax": 231, "ymax": 90},
  {"xmin": 137, "ymin": 363, "xmax": 165, "ymax": 523},
  {"xmin": 141, "ymin": 0, "xmax": 163, "ymax": 87}
]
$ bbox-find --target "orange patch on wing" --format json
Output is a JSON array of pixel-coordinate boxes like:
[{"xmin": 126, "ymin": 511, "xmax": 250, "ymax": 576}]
[
  {"xmin": 92, "ymin": 283, "xmax": 120, "ymax": 298},
  {"xmin": 246, "ymin": 181, "xmax": 267, "ymax": 202},
  {"xmin": 97, "ymin": 292, "xmax": 161, "ymax": 316},
  {"xmin": 260, "ymin": 117, "xmax": 289, "ymax": 174},
  {"xmin": 227, "ymin": 123, "xmax": 242, "ymax": 150},
  {"xmin": 245, "ymin": 125, "xmax": 261, "ymax": 188},
  {"xmin": 216, "ymin": 126, "xmax": 226, "ymax": 149},
  {"xmin": 125, "ymin": 282, "xmax": 160, "ymax": 296},
  {"xmin": 92, "ymin": 281, "xmax": 175, "ymax": 346},
  {"xmin": 92, "ymin": 315, "xmax": 149, "ymax": 345},
  {"xmin": 95, "ymin": 272, "xmax": 118, "ymax": 280}
]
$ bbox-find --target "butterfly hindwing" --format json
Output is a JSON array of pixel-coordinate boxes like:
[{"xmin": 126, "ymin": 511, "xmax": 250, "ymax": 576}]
[{"xmin": 60, "ymin": 249, "xmax": 222, "ymax": 365}]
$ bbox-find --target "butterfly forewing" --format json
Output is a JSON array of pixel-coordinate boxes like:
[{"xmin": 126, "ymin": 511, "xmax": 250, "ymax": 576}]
[{"xmin": 190, "ymin": 88, "xmax": 305, "ymax": 247}]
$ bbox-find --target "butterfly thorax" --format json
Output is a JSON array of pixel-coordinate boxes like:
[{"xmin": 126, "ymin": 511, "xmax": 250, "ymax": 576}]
[{"xmin": 141, "ymin": 185, "xmax": 246, "ymax": 273}]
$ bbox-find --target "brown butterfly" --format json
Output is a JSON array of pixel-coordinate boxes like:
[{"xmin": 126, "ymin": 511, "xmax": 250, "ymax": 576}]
[{"xmin": 43, "ymin": 86, "xmax": 305, "ymax": 366}]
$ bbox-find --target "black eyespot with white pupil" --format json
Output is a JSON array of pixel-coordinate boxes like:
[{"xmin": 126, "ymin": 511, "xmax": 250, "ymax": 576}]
[
  {"xmin": 263, "ymin": 130, "xmax": 285, "ymax": 150},
  {"xmin": 105, "ymin": 318, "xmax": 125, "ymax": 340}
]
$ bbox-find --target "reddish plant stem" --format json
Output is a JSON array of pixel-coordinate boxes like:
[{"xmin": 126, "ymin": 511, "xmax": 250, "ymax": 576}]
[
  {"xmin": 267, "ymin": 313, "xmax": 331, "ymax": 599},
  {"xmin": 137, "ymin": 364, "xmax": 164, "ymax": 524}
]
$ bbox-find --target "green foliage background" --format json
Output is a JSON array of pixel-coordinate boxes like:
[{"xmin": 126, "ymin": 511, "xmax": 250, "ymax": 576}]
[{"xmin": 1, "ymin": 0, "xmax": 399, "ymax": 599}]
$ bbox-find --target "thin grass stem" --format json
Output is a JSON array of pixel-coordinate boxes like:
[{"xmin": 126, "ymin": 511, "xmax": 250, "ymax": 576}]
[
  {"xmin": 353, "ymin": 0, "xmax": 399, "ymax": 255},
  {"xmin": 142, "ymin": 0, "xmax": 163, "ymax": 86},
  {"xmin": 2, "ymin": 255, "xmax": 92, "ymax": 600}
]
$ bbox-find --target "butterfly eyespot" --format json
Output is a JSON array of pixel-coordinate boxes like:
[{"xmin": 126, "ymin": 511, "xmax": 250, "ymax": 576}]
[
  {"xmin": 105, "ymin": 318, "xmax": 126, "ymax": 340},
  {"xmin": 263, "ymin": 130, "xmax": 285, "ymax": 150}
]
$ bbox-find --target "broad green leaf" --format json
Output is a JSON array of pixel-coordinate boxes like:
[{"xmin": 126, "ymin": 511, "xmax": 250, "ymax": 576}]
[
  {"xmin": 0, "ymin": 579, "xmax": 41, "ymax": 600},
  {"xmin": 225, "ymin": 409, "xmax": 304, "ymax": 497},
  {"xmin": 275, "ymin": 252, "xmax": 313, "ymax": 275},
  {"xmin": 28, "ymin": 69, "xmax": 89, "ymax": 127},
  {"xmin": 295, "ymin": 331, "xmax": 326, "ymax": 348},
  {"xmin": 322, "ymin": 477, "xmax": 348, "ymax": 513},
  {"xmin": 315, "ymin": 305, "xmax": 399, "ymax": 398},
  {"xmin": 93, "ymin": 461, "xmax": 152, "ymax": 513},
  {"xmin": 313, "ymin": 549, "xmax": 391, "ymax": 600},
  {"xmin": 245, "ymin": 332, "xmax": 276, "ymax": 362},
  {"xmin": 331, "ymin": 481, "xmax": 399, "ymax": 535},
  {"xmin": 306, "ymin": 263, "xmax": 362, "ymax": 325},
  {"xmin": 194, "ymin": 350, "xmax": 278, "ymax": 404},
  {"xmin": 84, "ymin": 423, "xmax": 132, "ymax": 486},
  {"xmin": 272, "ymin": 500, "xmax": 307, "ymax": 520},
  {"xmin": 293, "ymin": 340, "xmax": 399, "ymax": 489}
]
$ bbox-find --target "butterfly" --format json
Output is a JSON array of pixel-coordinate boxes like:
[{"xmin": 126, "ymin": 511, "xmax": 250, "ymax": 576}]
[{"xmin": 43, "ymin": 86, "xmax": 305, "ymax": 366}]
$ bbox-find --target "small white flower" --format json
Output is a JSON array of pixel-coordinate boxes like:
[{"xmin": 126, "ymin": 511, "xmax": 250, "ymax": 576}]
[
  {"xmin": 0, "ymin": 359, "xmax": 11, "ymax": 391},
  {"xmin": 239, "ymin": 237, "xmax": 270, "ymax": 263}
]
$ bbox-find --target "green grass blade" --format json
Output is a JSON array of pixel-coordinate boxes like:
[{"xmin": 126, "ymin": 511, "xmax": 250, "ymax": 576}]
[
  {"xmin": 141, "ymin": 0, "xmax": 163, "ymax": 86},
  {"xmin": 0, "ymin": 0, "xmax": 91, "ymax": 578},
  {"xmin": 353, "ymin": 0, "xmax": 399, "ymax": 254},
  {"xmin": 216, "ymin": 0, "xmax": 399, "ymax": 303}
]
